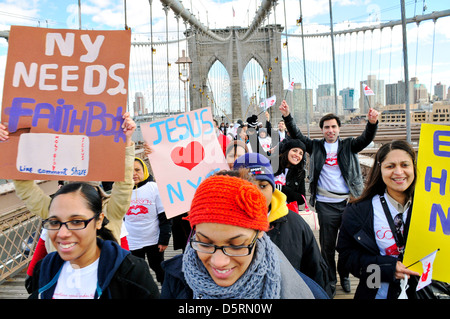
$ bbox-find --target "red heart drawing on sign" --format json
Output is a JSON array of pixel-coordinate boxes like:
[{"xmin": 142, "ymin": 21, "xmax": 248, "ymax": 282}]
[{"xmin": 170, "ymin": 141, "xmax": 205, "ymax": 171}]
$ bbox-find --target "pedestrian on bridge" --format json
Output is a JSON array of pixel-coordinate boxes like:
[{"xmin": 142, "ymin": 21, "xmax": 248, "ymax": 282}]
[
  {"xmin": 336, "ymin": 140, "xmax": 435, "ymax": 299},
  {"xmin": 124, "ymin": 157, "xmax": 171, "ymax": 284},
  {"xmin": 233, "ymin": 153, "xmax": 332, "ymax": 297},
  {"xmin": 28, "ymin": 182, "xmax": 159, "ymax": 299},
  {"xmin": 0, "ymin": 113, "xmax": 137, "ymax": 291},
  {"xmin": 160, "ymin": 173, "xmax": 327, "ymax": 299},
  {"xmin": 279, "ymin": 100, "xmax": 379, "ymax": 296}
]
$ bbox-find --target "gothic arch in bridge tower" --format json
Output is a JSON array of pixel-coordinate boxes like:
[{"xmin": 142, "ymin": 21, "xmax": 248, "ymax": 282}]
[{"xmin": 186, "ymin": 25, "xmax": 284, "ymax": 121}]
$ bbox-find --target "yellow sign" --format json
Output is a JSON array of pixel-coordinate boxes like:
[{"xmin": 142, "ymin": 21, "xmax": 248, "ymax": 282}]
[{"xmin": 403, "ymin": 123, "xmax": 450, "ymax": 283}]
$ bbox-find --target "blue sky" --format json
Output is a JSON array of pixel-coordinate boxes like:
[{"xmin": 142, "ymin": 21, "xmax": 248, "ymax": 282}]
[{"xmin": 0, "ymin": 0, "xmax": 449, "ymax": 113}]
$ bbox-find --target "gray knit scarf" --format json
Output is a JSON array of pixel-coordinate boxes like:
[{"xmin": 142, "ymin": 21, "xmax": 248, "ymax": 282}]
[{"xmin": 182, "ymin": 233, "xmax": 281, "ymax": 299}]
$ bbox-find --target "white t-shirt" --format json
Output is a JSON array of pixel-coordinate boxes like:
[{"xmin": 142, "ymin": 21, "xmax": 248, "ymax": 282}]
[
  {"xmin": 372, "ymin": 194, "xmax": 409, "ymax": 299},
  {"xmin": 53, "ymin": 259, "xmax": 99, "ymax": 299},
  {"xmin": 124, "ymin": 181, "xmax": 165, "ymax": 250},
  {"xmin": 316, "ymin": 140, "xmax": 349, "ymax": 203}
]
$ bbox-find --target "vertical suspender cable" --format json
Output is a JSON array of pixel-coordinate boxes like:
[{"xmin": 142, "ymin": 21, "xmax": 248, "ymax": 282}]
[
  {"xmin": 328, "ymin": 0, "xmax": 338, "ymax": 114},
  {"xmin": 283, "ymin": 0, "xmax": 291, "ymax": 87},
  {"xmin": 149, "ymin": 0, "xmax": 155, "ymax": 118},
  {"xmin": 78, "ymin": 0, "xmax": 82, "ymax": 30},
  {"xmin": 378, "ymin": 28, "xmax": 382, "ymax": 82},
  {"xmin": 164, "ymin": 4, "xmax": 170, "ymax": 115},
  {"xmin": 177, "ymin": 15, "xmax": 181, "ymax": 113},
  {"xmin": 124, "ymin": 0, "xmax": 128, "ymax": 29},
  {"xmin": 400, "ymin": 0, "xmax": 411, "ymax": 143},
  {"xmin": 388, "ymin": 26, "xmax": 393, "ymax": 84},
  {"xmin": 299, "ymin": 0, "xmax": 310, "ymax": 136},
  {"xmin": 429, "ymin": 19, "xmax": 436, "ymax": 101}
]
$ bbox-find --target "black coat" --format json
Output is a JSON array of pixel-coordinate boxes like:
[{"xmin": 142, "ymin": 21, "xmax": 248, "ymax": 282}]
[
  {"xmin": 282, "ymin": 113, "xmax": 378, "ymax": 206},
  {"xmin": 275, "ymin": 164, "xmax": 306, "ymax": 205},
  {"xmin": 268, "ymin": 210, "xmax": 332, "ymax": 297},
  {"xmin": 29, "ymin": 239, "xmax": 160, "ymax": 299},
  {"xmin": 337, "ymin": 197, "xmax": 435, "ymax": 299}
]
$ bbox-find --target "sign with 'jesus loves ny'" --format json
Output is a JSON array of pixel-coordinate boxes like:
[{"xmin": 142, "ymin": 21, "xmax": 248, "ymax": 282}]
[
  {"xmin": 141, "ymin": 107, "xmax": 229, "ymax": 219},
  {"xmin": 0, "ymin": 26, "xmax": 131, "ymax": 181}
]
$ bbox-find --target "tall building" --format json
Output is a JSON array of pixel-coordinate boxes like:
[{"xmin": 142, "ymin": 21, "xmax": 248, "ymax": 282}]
[
  {"xmin": 292, "ymin": 83, "xmax": 313, "ymax": 124},
  {"xmin": 316, "ymin": 84, "xmax": 342, "ymax": 114},
  {"xmin": 386, "ymin": 80, "xmax": 406, "ymax": 105},
  {"xmin": 339, "ymin": 87, "xmax": 355, "ymax": 113},
  {"xmin": 434, "ymin": 82, "xmax": 447, "ymax": 101},
  {"xmin": 133, "ymin": 92, "xmax": 145, "ymax": 116},
  {"xmin": 385, "ymin": 77, "xmax": 431, "ymax": 106},
  {"xmin": 359, "ymin": 75, "xmax": 385, "ymax": 113},
  {"xmin": 410, "ymin": 77, "xmax": 429, "ymax": 104}
]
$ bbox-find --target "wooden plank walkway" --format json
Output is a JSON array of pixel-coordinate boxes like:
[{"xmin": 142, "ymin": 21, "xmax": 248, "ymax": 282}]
[{"xmin": 0, "ymin": 230, "xmax": 357, "ymax": 299}]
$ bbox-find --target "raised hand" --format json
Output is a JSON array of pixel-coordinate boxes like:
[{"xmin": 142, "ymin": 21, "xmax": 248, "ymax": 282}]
[{"xmin": 279, "ymin": 100, "xmax": 290, "ymax": 117}]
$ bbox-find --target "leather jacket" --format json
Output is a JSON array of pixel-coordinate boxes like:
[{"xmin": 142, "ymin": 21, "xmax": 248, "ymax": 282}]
[{"xmin": 282, "ymin": 114, "xmax": 378, "ymax": 206}]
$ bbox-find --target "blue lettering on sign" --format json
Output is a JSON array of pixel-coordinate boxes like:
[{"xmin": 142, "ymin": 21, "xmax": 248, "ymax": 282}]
[
  {"xmin": 148, "ymin": 109, "xmax": 214, "ymax": 146},
  {"xmin": 424, "ymin": 166, "xmax": 447, "ymax": 196},
  {"xmin": 167, "ymin": 182, "xmax": 184, "ymax": 204},
  {"xmin": 433, "ymin": 130, "xmax": 450, "ymax": 158},
  {"xmin": 4, "ymin": 97, "xmax": 126, "ymax": 142},
  {"xmin": 426, "ymin": 131, "xmax": 450, "ymax": 236},
  {"xmin": 429, "ymin": 203, "xmax": 450, "ymax": 235},
  {"xmin": 165, "ymin": 168, "xmax": 223, "ymax": 205},
  {"xmin": 186, "ymin": 177, "xmax": 202, "ymax": 189},
  {"xmin": 19, "ymin": 165, "xmax": 33, "ymax": 173}
]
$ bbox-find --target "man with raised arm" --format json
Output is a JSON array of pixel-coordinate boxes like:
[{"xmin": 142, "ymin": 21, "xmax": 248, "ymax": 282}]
[{"xmin": 279, "ymin": 100, "xmax": 379, "ymax": 296}]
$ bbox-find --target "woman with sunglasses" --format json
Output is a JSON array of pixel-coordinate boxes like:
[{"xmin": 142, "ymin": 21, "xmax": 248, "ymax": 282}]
[
  {"xmin": 160, "ymin": 172, "xmax": 326, "ymax": 299},
  {"xmin": 28, "ymin": 182, "xmax": 159, "ymax": 299},
  {"xmin": 336, "ymin": 140, "xmax": 434, "ymax": 299}
]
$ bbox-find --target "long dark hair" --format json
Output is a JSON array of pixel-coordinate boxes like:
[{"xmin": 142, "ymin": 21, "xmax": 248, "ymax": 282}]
[
  {"xmin": 351, "ymin": 140, "xmax": 417, "ymax": 204},
  {"xmin": 50, "ymin": 182, "xmax": 116, "ymax": 242}
]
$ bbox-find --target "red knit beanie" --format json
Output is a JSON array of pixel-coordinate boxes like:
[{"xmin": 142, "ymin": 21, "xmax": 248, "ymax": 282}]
[{"xmin": 188, "ymin": 175, "xmax": 269, "ymax": 231}]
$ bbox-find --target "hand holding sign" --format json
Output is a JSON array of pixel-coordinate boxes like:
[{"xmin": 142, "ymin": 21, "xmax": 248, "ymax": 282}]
[
  {"xmin": 0, "ymin": 26, "xmax": 131, "ymax": 181},
  {"xmin": 121, "ymin": 112, "xmax": 137, "ymax": 147},
  {"xmin": 0, "ymin": 123, "xmax": 9, "ymax": 141},
  {"xmin": 141, "ymin": 107, "xmax": 229, "ymax": 219}
]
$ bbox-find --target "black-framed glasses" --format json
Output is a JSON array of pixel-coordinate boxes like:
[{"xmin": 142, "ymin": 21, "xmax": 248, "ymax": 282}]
[
  {"xmin": 42, "ymin": 215, "xmax": 98, "ymax": 231},
  {"xmin": 190, "ymin": 231, "xmax": 260, "ymax": 257}
]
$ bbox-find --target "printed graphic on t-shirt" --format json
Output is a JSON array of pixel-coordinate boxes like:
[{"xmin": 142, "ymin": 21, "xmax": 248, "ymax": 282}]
[
  {"xmin": 275, "ymin": 174, "xmax": 286, "ymax": 186},
  {"xmin": 126, "ymin": 205, "xmax": 149, "ymax": 216},
  {"xmin": 325, "ymin": 151, "xmax": 338, "ymax": 167}
]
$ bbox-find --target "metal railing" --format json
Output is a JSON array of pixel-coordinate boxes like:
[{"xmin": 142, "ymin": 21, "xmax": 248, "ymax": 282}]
[{"xmin": 0, "ymin": 207, "xmax": 41, "ymax": 284}]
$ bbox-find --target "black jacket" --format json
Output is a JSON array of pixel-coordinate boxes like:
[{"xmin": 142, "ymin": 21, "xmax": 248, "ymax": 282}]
[
  {"xmin": 336, "ymin": 197, "xmax": 435, "ymax": 299},
  {"xmin": 282, "ymin": 113, "xmax": 378, "ymax": 206},
  {"xmin": 29, "ymin": 239, "xmax": 160, "ymax": 299},
  {"xmin": 268, "ymin": 209, "xmax": 332, "ymax": 297},
  {"xmin": 275, "ymin": 164, "xmax": 306, "ymax": 205}
]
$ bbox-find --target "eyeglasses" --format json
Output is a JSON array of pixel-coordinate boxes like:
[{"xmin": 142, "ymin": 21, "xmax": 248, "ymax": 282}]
[
  {"xmin": 42, "ymin": 215, "xmax": 98, "ymax": 231},
  {"xmin": 190, "ymin": 231, "xmax": 260, "ymax": 257}
]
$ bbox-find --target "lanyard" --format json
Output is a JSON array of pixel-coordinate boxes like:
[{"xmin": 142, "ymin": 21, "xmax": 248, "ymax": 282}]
[{"xmin": 379, "ymin": 195, "xmax": 405, "ymax": 253}]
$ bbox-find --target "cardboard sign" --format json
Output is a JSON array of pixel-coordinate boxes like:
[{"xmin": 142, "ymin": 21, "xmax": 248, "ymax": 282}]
[
  {"xmin": 403, "ymin": 123, "xmax": 450, "ymax": 283},
  {"xmin": 0, "ymin": 26, "xmax": 131, "ymax": 181},
  {"xmin": 141, "ymin": 107, "xmax": 229, "ymax": 218}
]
